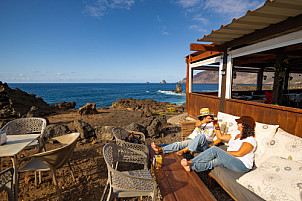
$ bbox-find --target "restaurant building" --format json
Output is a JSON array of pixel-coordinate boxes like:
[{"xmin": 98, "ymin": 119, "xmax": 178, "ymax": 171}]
[{"xmin": 185, "ymin": 0, "xmax": 302, "ymax": 136}]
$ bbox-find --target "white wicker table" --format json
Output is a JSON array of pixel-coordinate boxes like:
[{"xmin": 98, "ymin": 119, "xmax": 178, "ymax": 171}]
[{"xmin": 0, "ymin": 134, "xmax": 40, "ymax": 201}]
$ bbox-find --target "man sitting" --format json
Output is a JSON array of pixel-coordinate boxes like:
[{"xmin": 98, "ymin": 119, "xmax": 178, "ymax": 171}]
[{"xmin": 151, "ymin": 108, "xmax": 218, "ymax": 155}]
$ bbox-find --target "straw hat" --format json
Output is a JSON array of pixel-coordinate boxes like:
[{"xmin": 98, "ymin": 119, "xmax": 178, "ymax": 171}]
[
  {"xmin": 198, "ymin": 108, "xmax": 213, "ymax": 117},
  {"xmin": 235, "ymin": 116, "xmax": 255, "ymax": 128}
]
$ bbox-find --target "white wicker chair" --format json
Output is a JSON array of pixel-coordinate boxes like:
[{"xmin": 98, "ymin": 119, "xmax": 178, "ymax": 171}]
[
  {"xmin": 101, "ymin": 143, "xmax": 156, "ymax": 201},
  {"xmin": 0, "ymin": 167, "xmax": 14, "ymax": 201},
  {"xmin": 0, "ymin": 118, "xmax": 47, "ymax": 152},
  {"xmin": 112, "ymin": 127, "xmax": 148, "ymax": 156}
]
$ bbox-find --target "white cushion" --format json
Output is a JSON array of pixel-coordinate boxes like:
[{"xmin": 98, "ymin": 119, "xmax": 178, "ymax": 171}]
[
  {"xmin": 254, "ymin": 122, "xmax": 279, "ymax": 167},
  {"xmin": 217, "ymin": 112, "xmax": 239, "ymax": 134},
  {"xmin": 237, "ymin": 156, "xmax": 302, "ymax": 201},
  {"xmin": 258, "ymin": 128, "xmax": 302, "ymax": 165}
]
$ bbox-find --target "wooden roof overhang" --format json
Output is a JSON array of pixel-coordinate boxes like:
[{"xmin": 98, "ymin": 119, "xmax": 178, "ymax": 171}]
[
  {"xmin": 186, "ymin": 0, "xmax": 302, "ymax": 74},
  {"xmin": 185, "ymin": 0, "xmax": 302, "ymax": 136}
]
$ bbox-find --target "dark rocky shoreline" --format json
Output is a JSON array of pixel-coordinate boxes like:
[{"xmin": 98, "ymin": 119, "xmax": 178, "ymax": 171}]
[{"xmin": 0, "ymin": 81, "xmax": 233, "ymax": 200}]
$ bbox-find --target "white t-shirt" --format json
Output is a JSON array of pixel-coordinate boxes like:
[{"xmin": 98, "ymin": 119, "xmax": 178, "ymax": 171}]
[
  {"xmin": 227, "ymin": 131, "xmax": 257, "ymax": 169},
  {"xmin": 188, "ymin": 122, "xmax": 215, "ymax": 142}
]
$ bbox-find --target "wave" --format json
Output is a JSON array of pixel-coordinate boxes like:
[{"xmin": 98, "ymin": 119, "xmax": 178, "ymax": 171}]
[{"xmin": 157, "ymin": 90, "xmax": 185, "ymax": 96}]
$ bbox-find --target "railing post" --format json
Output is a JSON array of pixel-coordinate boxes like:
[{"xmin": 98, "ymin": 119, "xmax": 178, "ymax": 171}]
[{"xmin": 219, "ymin": 50, "xmax": 228, "ymax": 112}]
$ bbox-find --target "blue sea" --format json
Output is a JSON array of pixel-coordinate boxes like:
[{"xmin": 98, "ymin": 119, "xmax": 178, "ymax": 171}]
[{"xmin": 7, "ymin": 83, "xmax": 218, "ymax": 109}]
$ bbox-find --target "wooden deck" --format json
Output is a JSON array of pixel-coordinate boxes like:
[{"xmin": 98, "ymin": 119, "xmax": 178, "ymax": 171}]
[{"xmin": 148, "ymin": 145, "xmax": 217, "ymax": 201}]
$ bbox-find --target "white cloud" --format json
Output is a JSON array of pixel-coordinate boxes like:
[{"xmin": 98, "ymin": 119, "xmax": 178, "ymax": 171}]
[
  {"xmin": 156, "ymin": 15, "xmax": 169, "ymax": 35},
  {"xmin": 161, "ymin": 26, "xmax": 169, "ymax": 35},
  {"xmin": 175, "ymin": 0, "xmax": 202, "ymax": 8},
  {"xmin": 56, "ymin": 73, "xmax": 65, "ymax": 75},
  {"xmin": 193, "ymin": 14, "xmax": 208, "ymax": 24},
  {"xmin": 157, "ymin": 15, "xmax": 162, "ymax": 22},
  {"xmin": 83, "ymin": 0, "xmax": 136, "ymax": 19},
  {"xmin": 204, "ymin": 0, "xmax": 263, "ymax": 17},
  {"xmin": 174, "ymin": 0, "xmax": 265, "ymax": 33},
  {"xmin": 188, "ymin": 25, "xmax": 207, "ymax": 33},
  {"xmin": 174, "ymin": 0, "xmax": 263, "ymax": 16}
]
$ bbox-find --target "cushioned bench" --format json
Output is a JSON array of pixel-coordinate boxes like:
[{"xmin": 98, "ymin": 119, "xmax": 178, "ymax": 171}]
[
  {"xmin": 209, "ymin": 167, "xmax": 264, "ymax": 201},
  {"xmin": 181, "ymin": 112, "xmax": 302, "ymax": 201},
  {"xmin": 211, "ymin": 113, "xmax": 302, "ymax": 201},
  {"xmin": 208, "ymin": 145, "xmax": 264, "ymax": 201}
]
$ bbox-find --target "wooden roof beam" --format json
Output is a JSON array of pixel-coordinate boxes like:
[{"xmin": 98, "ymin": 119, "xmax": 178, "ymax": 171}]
[
  {"xmin": 234, "ymin": 54, "xmax": 277, "ymax": 66},
  {"xmin": 190, "ymin": 43, "xmax": 224, "ymax": 52},
  {"xmin": 187, "ymin": 51, "xmax": 221, "ymax": 63}
]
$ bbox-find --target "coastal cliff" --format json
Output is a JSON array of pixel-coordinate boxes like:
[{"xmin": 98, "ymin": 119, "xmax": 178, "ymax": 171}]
[
  {"xmin": 179, "ymin": 70, "xmax": 302, "ymax": 85},
  {"xmin": 0, "ymin": 82, "xmax": 52, "ymax": 120}
]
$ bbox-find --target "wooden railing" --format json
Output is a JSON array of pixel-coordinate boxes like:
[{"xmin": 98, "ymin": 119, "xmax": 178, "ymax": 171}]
[
  {"xmin": 225, "ymin": 98, "xmax": 302, "ymax": 137},
  {"xmin": 186, "ymin": 92, "xmax": 220, "ymax": 117},
  {"xmin": 187, "ymin": 92, "xmax": 302, "ymax": 137}
]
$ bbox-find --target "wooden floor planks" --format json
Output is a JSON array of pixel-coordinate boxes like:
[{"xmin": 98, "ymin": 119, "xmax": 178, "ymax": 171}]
[{"xmin": 149, "ymin": 146, "xmax": 217, "ymax": 201}]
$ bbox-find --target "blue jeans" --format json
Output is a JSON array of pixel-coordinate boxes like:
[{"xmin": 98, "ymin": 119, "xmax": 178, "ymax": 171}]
[
  {"xmin": 162, "ymin": 134, "xmax": 210, "ymax": 154},
  {"xmin": 190, "ymin": 146, "xmax": 250, "ymax": 172}
]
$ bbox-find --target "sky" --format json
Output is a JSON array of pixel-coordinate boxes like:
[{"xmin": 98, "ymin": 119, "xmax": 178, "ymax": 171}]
[{"xmin": 0, "ymin": 0, "xmax": 265, "ymax": 83}]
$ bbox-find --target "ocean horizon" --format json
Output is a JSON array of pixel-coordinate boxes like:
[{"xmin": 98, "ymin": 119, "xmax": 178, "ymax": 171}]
[{"xmin": 7, "ymin": 83, "xmax": 219, "ymax": 109}]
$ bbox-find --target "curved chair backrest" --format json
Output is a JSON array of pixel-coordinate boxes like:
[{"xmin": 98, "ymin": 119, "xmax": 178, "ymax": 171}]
[
  {"xmin": 112, "ymin": 127, "xmax": 130, "ymax": 140},
  {"xmin": 0, "ymin": 167, "xmax": 14, "ymax": 201},
  {"xmin": 103, "ymin": 143, "xmax": 147, "ymax": 170},
  {"xmin": 102, "ymin": 143, "xmax": 155, "ymax": 201},
  {"xmin": 0, "ymin": 118, "xmax": 47, "ymax": 135},
  {"xmin": 103, "ymin": 143, "xmax": 117, "ymax": 169},
  {"xmin": 33, "ymin": 133, "xmax": 80, "ymax": 169}
]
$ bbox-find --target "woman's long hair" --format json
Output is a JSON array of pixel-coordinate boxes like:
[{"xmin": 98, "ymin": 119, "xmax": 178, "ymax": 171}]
[{"xmin": 241, "ymin": 123, "xmax": 255, "ymax": 139}]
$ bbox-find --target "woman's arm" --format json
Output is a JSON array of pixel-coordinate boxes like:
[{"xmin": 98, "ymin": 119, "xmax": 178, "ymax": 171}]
[
  {"xmin": 214, "ymin": 128, "xmax": 231, "ymax": 141},
  {"xmin": 226, "ymin": 142, "xmax": 254, "ymax": 157}
]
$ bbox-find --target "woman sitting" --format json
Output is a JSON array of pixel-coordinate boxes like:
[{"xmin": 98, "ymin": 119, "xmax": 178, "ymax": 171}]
[{"xmin": 181, "ymin": 116, "xmax": 256, "ymax": 173}]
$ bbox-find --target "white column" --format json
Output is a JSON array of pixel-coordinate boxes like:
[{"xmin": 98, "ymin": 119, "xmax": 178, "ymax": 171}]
[
  {"xmin": 189, "ymin": 66, "xmax": 193, "ymax": 93},
  {"xmin": 225, "ymin": 55, "xmax": 233, "ymax": 99},
  {"xmin": 218, "ymin": 61, "xmax": 223, "ymax": 97}
]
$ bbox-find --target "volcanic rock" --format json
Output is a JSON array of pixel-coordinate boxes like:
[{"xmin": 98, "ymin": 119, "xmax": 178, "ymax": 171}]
[
  {"xmin": 125, "ymin": 123, "xmax": 147, "ymax": 134},
  {"xmin": 44, "ymin": 124, "xmax": 71, "ymax": 140},
  {"xmin": 78, "ymin": 103, "xmax": 98, "ymax": 115},
  {"xmin": 142, "ymin": 107, "xmax": 152, "ymax": 117},
  {"xmin": 74, "ymin": 119, "xmax": 95, "ymax": 139},
  {"xmin": 167, "ymin": 113, "xmax": 189, "ymax": 125},
  {"xmin": 146, "ymin": 115, "xmax": 167, "ymax": 138},
  {"xmin": 52, "ymin": 101, "xmax": 76, "ymax": 110},
  {"xmin": 125, "ymin": 115, "xmax": 167, "ymax": 138},
  {"xmin": 0, "ymin": 81, "xmax": 52, "ymax": 119},
  {"xmin": 112, "ymin": 98, "xmax": 185, "ymax": 113},
  {"xmin": 95, "ymin": 126, "xmax": 115, "ymax": 142},
  {"xmin": 174, "ymin": 84, "xmax": 183, "ymax": 93}
]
